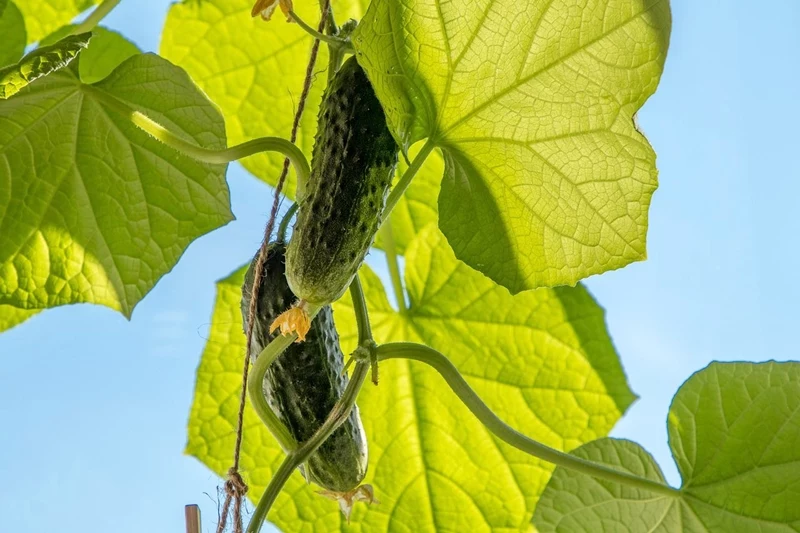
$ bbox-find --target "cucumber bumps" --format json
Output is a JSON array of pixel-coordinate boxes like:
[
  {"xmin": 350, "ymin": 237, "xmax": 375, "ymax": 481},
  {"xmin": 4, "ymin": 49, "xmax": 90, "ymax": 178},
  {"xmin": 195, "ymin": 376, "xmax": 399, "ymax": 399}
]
[
  {"xmin": 242, "ymin": 242, "xmax": 369, "ymax": 494},
  {"xmin": 272, "ymin": 55, "xmax": 398, "ymax": 341}
]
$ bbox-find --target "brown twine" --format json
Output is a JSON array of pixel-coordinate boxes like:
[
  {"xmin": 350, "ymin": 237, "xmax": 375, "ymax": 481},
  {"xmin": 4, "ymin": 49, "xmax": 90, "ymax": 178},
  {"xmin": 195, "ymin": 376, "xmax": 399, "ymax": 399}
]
[{"xmin": 216, "ymin": 3, "xmax": 332, "ymax": 532}]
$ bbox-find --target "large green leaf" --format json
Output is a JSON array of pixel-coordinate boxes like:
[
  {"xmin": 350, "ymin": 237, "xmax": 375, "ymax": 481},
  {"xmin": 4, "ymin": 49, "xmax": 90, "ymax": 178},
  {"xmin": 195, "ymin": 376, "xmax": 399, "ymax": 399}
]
[
  {"xmin": 0, "ymin": 1, "xmax": 25, "ymax": 67},
  {"xmin": 187, "ymin": 225, "xmax": 634, "ymax": 531},
  {"xmin": 353, "ymin": 0, "xmax": 672, "ymax": 293},
  {"xmin": 533, "ymin": 361, "xmax": 800, "ymax": 532},
  {"xmin": 0, "ymin": 53, "xmax": 231, "ymax": 317},
  {"xmin": 0, "ymin": 304, "xmax": 38, "ymax": 333},
  {"xmin": 16, "ymin": 0, "xmax": 98, "ymax": 43},
  {"xmin": 0, "ymin": 32, "xmax": 90, "ymax": 99}
]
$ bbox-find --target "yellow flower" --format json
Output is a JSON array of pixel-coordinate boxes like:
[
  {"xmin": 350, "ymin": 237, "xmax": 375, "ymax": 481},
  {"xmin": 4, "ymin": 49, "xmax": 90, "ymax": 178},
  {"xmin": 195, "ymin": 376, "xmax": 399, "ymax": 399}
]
[
  {"xmin": 251, "ymin": 0, "xmax": 294, "ymax": 22},
  {"xmin": 269, "ymin": 302, "xmax": 311, "ymax": 342}
]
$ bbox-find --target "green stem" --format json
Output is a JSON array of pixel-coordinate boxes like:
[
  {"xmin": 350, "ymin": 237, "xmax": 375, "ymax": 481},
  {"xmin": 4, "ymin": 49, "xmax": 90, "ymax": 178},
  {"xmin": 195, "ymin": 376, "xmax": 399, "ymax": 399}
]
[
  {"xmin": 246, "ymin": 306, "xmax": 322, "ymax": 453},
  {"xmin": 246, "ymin": 361, "xmax": 370, "ymax": 533},
  {"xmin": 288, "ymin": 11, "xmax": 350, "ymax": 49},
  {"xmin": 383, "ymin": 140, "xmax": 435, "ymax": 219},
  {"xmin": 82, "ymin": 86, "xmax": 311, "ymax": 191},
  {"xmin": 70, "ymin": 0, "xmax": 121, "ymax": 35},
  {"xmin": 277, "ymin": 203, "xmax": 298, "ymax": 243},
  {"xmin": 377, "ymin": 342, "xmax": 681, "ymax": 498},
  {"xmin": 327, "ymin": 45, "xmax": 344, "ymax": 83},
  {"xmin": 319, "ymin": 0, "xmax": 337, "ymax": 34},
  {"xmin": 246, "ymin": 278, "xmax": 374, "ymax": 532},
  {"xmin": 349, "ymin": 274, "xmax": 373, "ymax": 345},
  {"xmin": 380, "ymin": 221, "xmax": 407, "ymax": 313}
]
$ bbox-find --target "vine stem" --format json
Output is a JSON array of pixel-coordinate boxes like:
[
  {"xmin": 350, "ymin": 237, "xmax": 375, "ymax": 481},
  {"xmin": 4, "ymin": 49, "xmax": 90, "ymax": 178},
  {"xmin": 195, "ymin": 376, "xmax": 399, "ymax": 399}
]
[
  {"xmin": 277, "ymin": 203, "xmax": 298, "ymax": 243},
  {"xmin": 246, "ymin": 362, "xmax": 369, "ymax": 533},
  {"xmin": 245, "ymin": 280, "xmax": 373, "ymax": 533},
  {"xmin": 70, "ymin": 0, "xmax": 121, "ymax": 35},
  {"xmin": 379, "ymin": 221, "xmax": 407, "ymax": 313},
  {"xmin": 246, "ymin": 306, "xmax": 322, "ymax": 453},
  {"xmin": 382, "ymin": 140, "xmax": 435, "ymax": 219},
  {"xmin": 349, "ymin": 275, "xmax": 373, "ymax": 344},
  {"xmin": 377, "ymin": 342, "xmax": 681, "ymax": 498},
  {"xmin": 288, "ymin": 11, "xmax": 350, "ymax": 49},
  {"xmin": 82, "ymin": 86, "xmax": 311, "ymax": 191}
]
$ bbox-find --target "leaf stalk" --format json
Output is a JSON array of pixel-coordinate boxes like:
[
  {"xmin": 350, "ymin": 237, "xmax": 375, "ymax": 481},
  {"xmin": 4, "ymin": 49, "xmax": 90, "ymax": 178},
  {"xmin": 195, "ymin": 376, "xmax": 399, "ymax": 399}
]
[
  {"xmin": 376, "ymin": 342, "xmax": 681, "ymax": 498},
  {"xmin": 379, "ymin": 221, "xmax": 407, "ymax": 313},
  {"xmin": 70, "ymin": 0, "xmax": 121, "ymax": 35},
  {"xmin": 82, "ymin": 85, "xmax": 311, "ymax": 192},
  {"xmin": 288, "ymin": 10, "xmax": 351, "ymax": 50},
  {"xmin": 383, "ymin": 140, "xmax": 435, "ymax": 219},
  {"xmin": 245, "ymin": 306, "xmax": 322, "ymax": 452}
]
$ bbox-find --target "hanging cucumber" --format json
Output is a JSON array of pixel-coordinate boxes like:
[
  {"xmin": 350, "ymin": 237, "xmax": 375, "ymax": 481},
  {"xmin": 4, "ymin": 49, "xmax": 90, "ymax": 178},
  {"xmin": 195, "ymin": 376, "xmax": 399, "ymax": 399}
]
[
  {"xmin": 272, "ymin": 55, "xmax": 398, "ymax": 340},
  {"xmin": 242, "ymin": 242, "xmax": 369, "ymax": 493}
]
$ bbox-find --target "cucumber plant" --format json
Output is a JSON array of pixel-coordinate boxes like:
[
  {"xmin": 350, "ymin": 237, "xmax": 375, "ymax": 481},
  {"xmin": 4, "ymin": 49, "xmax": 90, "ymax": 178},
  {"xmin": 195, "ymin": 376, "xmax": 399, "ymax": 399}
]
[{"xmin": 1, "ymin": 0, "xmax": 798, "ymax": 532}]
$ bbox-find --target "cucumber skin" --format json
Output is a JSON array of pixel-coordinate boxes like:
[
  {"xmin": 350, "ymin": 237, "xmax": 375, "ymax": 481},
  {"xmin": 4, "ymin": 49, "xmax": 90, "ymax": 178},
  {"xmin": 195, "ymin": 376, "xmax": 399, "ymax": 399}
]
[
  {"xmin": 241, "ymin": 243, "xmax": 368, "ymax": 493},
  {"xmin": 287, "ymin": 55, "xmax": 398, "ymax": 305}
]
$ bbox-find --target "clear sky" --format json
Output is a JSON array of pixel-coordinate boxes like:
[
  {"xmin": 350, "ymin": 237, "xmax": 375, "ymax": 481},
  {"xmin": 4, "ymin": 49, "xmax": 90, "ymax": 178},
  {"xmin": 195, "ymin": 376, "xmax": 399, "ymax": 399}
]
[{"xmin": 1, "ymin": 1, "xmax": 799, "ymax": 532}]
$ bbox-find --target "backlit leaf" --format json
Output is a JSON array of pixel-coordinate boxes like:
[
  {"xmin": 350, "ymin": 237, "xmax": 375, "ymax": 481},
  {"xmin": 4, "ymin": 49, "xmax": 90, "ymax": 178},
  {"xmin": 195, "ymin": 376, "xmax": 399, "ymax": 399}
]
[
  {"xmin": 0, "ymin": 32, "xmax": 90, "ymax": 99},
  {"xmin": 16, "ymin": 0, "xmax": 98, "ymax": 44},
  {"xmin": 0, "ymin": 53, "xmax": 231, "ymax": 316},
  {"xmin": 353, "ymin": 0, "xmax": 672, "ymax": 292},
  {"xmin": 533, "ymin": 361, "xmax": 800, "ymax": 532},
  {"xmin": 186, "ymin": 225, "xmax": 634, "ymax": 530}
]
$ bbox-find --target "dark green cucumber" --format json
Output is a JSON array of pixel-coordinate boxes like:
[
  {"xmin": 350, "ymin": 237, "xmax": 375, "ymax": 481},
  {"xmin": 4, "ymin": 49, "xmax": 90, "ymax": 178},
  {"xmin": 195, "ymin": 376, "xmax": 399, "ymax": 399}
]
[
  {"xmin": 241, "ymin": 242, "xmax": 368, "ymax": 492},
  {"xmin": 286, "ymin": 55, "xmax": 398, "ymax": 305}
]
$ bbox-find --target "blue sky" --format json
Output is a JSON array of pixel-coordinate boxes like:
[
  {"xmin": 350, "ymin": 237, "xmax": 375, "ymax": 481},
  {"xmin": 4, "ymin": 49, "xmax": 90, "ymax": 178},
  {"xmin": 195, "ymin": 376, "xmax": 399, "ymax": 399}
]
[{"xmin": 1, "ymin": 1, "xmax": 799, "ymax": 532}]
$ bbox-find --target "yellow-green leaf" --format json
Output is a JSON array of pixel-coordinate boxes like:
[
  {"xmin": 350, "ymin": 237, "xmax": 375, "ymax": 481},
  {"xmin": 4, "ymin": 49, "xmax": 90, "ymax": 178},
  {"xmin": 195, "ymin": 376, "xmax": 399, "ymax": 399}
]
[
  {"xmin": 0, "ymin": 53, "xmax": 231, "ymax": 316},
  {"xmin": 187, "ymin": 225, "xmax": 634, "ymax": 531},
  {"xmin": 0, "ymin": 304, "xmax": 38, "ymax": 333},
  {"xmin": 16, "ymin": 0, "xmax": 98, "ymax": 44},
  {"xmin": 353, "ymin": 0, "xmax": 672, "ymax": 292}
]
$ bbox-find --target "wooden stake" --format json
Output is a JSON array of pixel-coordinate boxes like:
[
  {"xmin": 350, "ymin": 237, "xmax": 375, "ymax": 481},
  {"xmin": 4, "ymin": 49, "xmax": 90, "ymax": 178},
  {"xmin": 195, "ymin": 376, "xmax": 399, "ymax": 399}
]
[{"xmin": 185, "ymin": 504, "xmax": 201, "ymax": 533}]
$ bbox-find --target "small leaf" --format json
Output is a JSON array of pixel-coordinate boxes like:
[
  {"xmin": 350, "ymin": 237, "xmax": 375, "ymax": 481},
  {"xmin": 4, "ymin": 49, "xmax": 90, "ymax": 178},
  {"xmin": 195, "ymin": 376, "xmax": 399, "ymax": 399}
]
[
  {"xmin": 0, "ymin": 53, "xmax": 232, "ymax": 316},
  {"xmin": 16, "ymin": 0, "xmax": 98, "ymax": 44},
  {"xmin": 0, "ymin": 304, "xmax": 39, "ymax": 334},
  {"xmin": 0, "ymin": 1, "xmax": 26, "ymax": 67},
  {"xmin": 533, "ymin": 361, "xmax": 800, "ymax": 532},
  {"xmin": 40, "ymin": 25, "xmax": 139, "ymax": 82},
  {"xmin": 353, "ymin": 0, "xmax": 672, "ymax": 292},
  {"xmin": 0, "ymin": 32, "xmax": 90, "ymax": 99},
  {"xmin": 187, "ymin": 225, "xmax": 634, "ymax": 531}
]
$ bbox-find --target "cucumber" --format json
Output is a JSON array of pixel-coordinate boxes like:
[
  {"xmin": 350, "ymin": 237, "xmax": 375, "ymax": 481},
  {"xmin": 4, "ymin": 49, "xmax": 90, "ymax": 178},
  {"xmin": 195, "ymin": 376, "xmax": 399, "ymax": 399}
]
[
  {"xmin": 241, "ymin": 242, "xmax": 368, "ymax": 493},
  {"xmin": 286, "ymin": 55, "xmax": 398, "ymax": 307}
]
